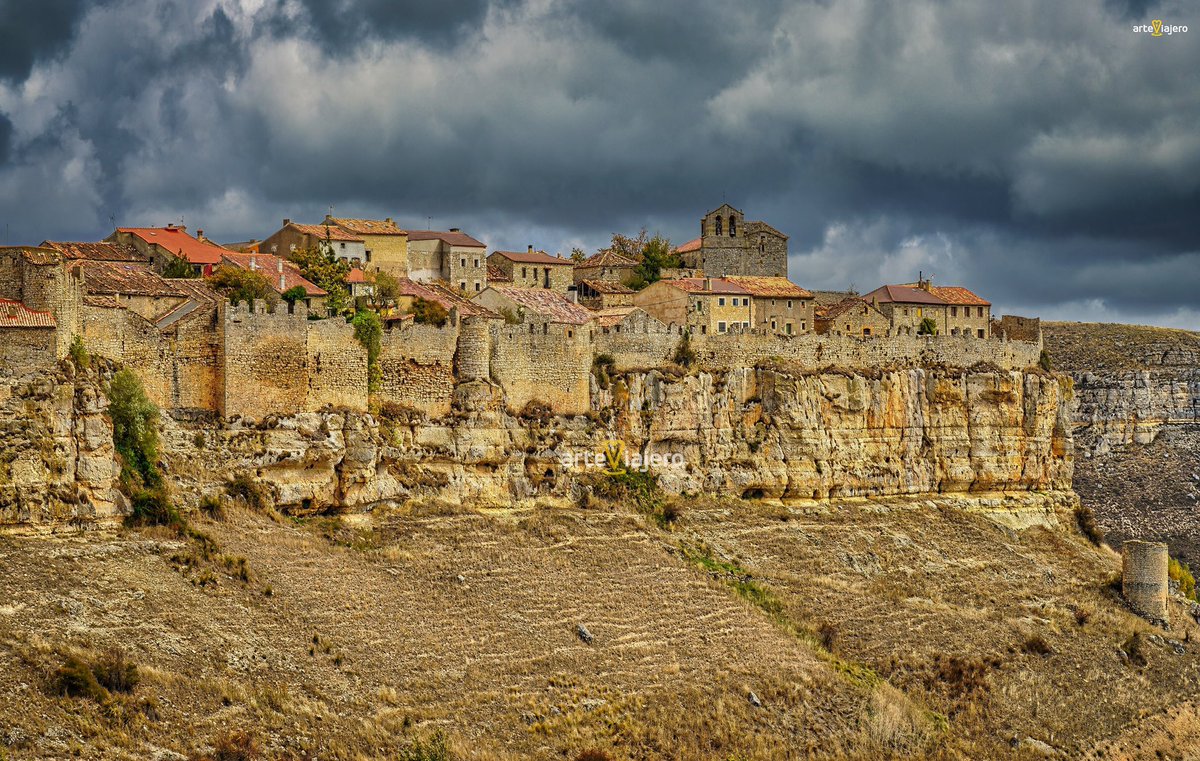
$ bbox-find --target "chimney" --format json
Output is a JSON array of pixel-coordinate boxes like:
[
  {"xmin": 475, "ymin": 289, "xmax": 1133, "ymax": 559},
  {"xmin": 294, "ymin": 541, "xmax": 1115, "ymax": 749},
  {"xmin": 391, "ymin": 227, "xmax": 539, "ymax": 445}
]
[
  {"xmin": 283, "ymin": 218, "xmax": 291, "ymax": 227},
  {"xmin": 385, "ymin": 217, "xmax": 393, "ymax": 223},
  {"xmin": 279, "ymin": 274, "xmax": 286, "ymax": 292},
  {"xmin": 166, "ymin": 223, "xmax": 175, "ymax": 230},
  {"xmin": 527, "ymin": 244, "xmax": 534, "ymax": 254},
  {"xmin": 704, "ymin": 277, "xmax": 712, "ymax": 292},
  {"xmin": 449, "ymin": 227, "xmax": 460, "ymax": 233},
  {"xmin": 249, "ymin": 254, "xmax": 256, "ymax": 271},
  {"xmin": 196, "ymin": 229, "xmax": 204, "ymax": 240},
  {"xmin": 277, "ymin": 258, "xmax": 283, "ymax": 274}
]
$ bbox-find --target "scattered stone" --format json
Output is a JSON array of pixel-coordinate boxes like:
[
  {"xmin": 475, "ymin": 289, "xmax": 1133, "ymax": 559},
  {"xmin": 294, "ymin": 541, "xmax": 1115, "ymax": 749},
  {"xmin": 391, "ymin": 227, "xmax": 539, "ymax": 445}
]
[
  {"xmin": 581, "ymin": 698, "xmax": 607, "ymax": 712},
  {"xmin": 576, "ymin": 624, "xmax": 594, "ymax": 645},
  {"xmin": 456, "ymin": 574, "xmax": 466, "ymax": 584},
  {"xmin": 748, "ymin": 691, "xmax": 762, "ymax": 708},
  {"xmin": 1014, "ymin": 736, "xmax": 1061, "ymax": 757}
]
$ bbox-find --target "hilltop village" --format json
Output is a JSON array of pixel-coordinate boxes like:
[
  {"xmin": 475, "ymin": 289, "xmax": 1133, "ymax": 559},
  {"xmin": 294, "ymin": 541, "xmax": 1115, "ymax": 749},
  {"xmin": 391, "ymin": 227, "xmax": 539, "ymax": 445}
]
[{"xmin": 0, "ymin": 203, "xmax": 1041, "ymax": 419}]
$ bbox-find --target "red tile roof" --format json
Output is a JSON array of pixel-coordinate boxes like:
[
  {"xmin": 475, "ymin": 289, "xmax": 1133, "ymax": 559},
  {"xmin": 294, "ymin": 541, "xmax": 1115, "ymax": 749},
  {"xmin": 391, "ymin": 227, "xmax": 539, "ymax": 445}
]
[
  {"xmin": 593, "ymin": 306, "xmax": 638, "ymax": 328},
  {"xmin": 406, "ymin": 230, "xmax": 485, "ymax": 247},
  {"xmin": 491, "ymin": 249, "xmax": 571, "ymax": 265},
  {"xmin": 928, "ymin": 286, "xmax": 990, "ymax": 306},
  {"xmin": 485, "ymin": 286, "xmax": 594, "ymax": 325},
  {"xmin": 674, "ymin": 237, "xmax": 701, "ymax": 254},
  {"xmin": 326, "ymin": 217, "xmax": 406, "ymax": 236},
  {"xmin": 345, "ymin": 268, "xmax": 368, "ymax": 284},
  {"xmin": 863, "ymin": 284, "xmax": 947, "ymax": 306},
  {"xmin": 0, "ymin": 298, "xmax": 55, "ymax": 328},
  {"xmin": 395, "ymin": 278, "xmax": 497, "ymax": 319},
  {"xmin": 119, "ymin": 227, "xmax": 226, "ymax": 265},
  {"xmin": 218, "ymin": 252, "xmax": 327, "ymax": 297},
  {"xmin": 578, "ymin": 250, "xmax": 638, "ymax": 268},
  {"xmin": 42, "ymin": 240, "xmax": 146, "ymax": 262},
  {"xmin": 80, "ymin": 260, "xmax": 186, "ymax": 297},
  {"xmin": 290, "ymin": 223, "xmax": 364, "ymax": 242},
  {"xmin": 725, "ymin": 276, "xmax": 813, "ymax": 298},
  {"xmin": 486, "ymin": 263, "xmax": 512, "ymax": 282},
  {"xmin": 661, "ymin": 277, "xmax": 751, "ymax": 295}
]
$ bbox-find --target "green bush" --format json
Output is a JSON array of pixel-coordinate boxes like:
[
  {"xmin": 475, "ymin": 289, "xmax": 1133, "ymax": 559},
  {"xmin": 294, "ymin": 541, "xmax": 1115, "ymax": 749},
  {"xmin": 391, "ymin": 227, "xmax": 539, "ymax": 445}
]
[
  {"xmin": 409, "ymin": 296, "xmax": 449, "ymax": 327},
  {"xmin": 128, "ymin": 487, "xmax": 185, "ymax": 529},
  {"xmin": 227, "ymin": 472, "xmax": 270, "ymax": 511},
  {"xmin": 592, "ymin": 354, "xmax": 616, "ymax": 389},
  {"xmin": 107, "ymin": 369, "xmax": 161, "ymax": 488},
  {"xmin": 672, "ymin": 331, "xmax": 696, "ymax": 368},
  {"xmin": 352, "ymin": 310, "xmax": 383, "ymax": 393},
  {"xmin": 1038, "ymin": 349, "xmax": 1053, "ymax": 372},
  {"xmin": 69, "ymin": 335, "xmax": 89, "ymax": 369},
  {"xmin": 398, "ymin": 732, "xmax": 451, "ymax": 761},
  {"xmin": 918, "ymin": 317, "xmax": 938, "ymax": 335},
  {"xmin": 162, "ymin": 256, "xmax": 198, "ymax": 278},
  {"xmin": 281, "ymin": 285, "xmax": 308, "ymax": 304},
  {"xmin": 1169, "ymin": 556, "xmax": 1196, "ymax": 600},
  {"xmin": 54, "ymin": 649, "xmax": 139, "ymax": 702}
]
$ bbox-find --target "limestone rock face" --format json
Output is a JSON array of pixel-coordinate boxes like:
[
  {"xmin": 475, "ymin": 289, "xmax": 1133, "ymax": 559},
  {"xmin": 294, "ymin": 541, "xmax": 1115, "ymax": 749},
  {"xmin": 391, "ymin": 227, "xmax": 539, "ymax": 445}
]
[
  {"xmin": 0, "ymin": 366, "xmax": 125, "ymax": 532},
  {"xmin": 162, "ymin": 366, "xmax": 1074, "ymax": 515},
  {"xmin": 1072, "ymin": 369, "xmax": 1200, "ymax": 452}
]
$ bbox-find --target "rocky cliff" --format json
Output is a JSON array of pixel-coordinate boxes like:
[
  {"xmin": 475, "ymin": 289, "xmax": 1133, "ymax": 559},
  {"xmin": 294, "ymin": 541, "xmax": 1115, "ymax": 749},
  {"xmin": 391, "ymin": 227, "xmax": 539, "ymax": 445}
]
[
  {"xmin": 0, "ymin": 364, "xmax": 124, "ymax": 533},
  {"xmin": 157, "ymin": 364, "xmax": 1074, "ymax": 523}
]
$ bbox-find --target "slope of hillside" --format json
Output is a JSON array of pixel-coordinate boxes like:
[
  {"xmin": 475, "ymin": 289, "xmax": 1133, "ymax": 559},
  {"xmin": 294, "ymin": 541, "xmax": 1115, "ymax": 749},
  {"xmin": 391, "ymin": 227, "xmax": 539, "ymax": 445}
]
[{"xmin": 2, "ymin": 492, "xmax": 1196, "ymax": 760}]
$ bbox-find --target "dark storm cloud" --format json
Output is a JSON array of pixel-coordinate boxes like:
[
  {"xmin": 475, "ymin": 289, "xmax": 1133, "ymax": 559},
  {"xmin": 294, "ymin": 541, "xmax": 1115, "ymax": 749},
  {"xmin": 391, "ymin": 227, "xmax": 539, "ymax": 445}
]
[
  {"xmin": 0, "ymin": 0, "xmax": 99, "ymax": 82},
  {"xmin": 1, "ymin": 0, "xmax": 1198, "ymax": 327}
]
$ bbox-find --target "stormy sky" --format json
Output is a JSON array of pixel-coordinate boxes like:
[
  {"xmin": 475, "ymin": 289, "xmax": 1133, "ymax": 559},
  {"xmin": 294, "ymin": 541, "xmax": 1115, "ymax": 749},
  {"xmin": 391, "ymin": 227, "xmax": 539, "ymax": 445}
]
[{"xmin": 0, "ymin": 0, "xmax": 1197, "ymax": 327}]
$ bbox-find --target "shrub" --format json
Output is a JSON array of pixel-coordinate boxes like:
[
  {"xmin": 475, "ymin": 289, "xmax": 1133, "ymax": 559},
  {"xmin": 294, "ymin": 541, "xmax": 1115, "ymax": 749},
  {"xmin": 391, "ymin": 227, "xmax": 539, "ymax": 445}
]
[
  {"xmin": 92, "ymin": 648, "xmax": 140, "ymax": 694},
  {"xmin": 499, "ymin": 306, "xmax": 522, "ymax": 325},
  {"xmin": 576, "ymin": 751, "xmax": 614, "ymax": 761},
  {"xmin": 1021, "ymin": 633, "xmax": 1052, "ymax": 657},
  {"xmin": 227, "ymin": 472, "xmax": 270, "ymax": 511},
  {"xmin": 107, "ymin": 369, "xmax": 161, "ymax": 488},
  {"xmin": 817, "ymin": 621, "xmax": 838, "ymax": 653},
  {"xmin": 519, "ymin": 400, "xmax": 553, "ymax": 424},
  {"xmin": 206, "ymin": 730, "xmax": 260, "ymax": 761},
  {"xmin": 409, "ymin": 296, "xmax": 449, "ymax": 327},
  {"xmin": 1038, "ymin": 349, "xmax": 1053, "ymax": 372},
  {"xmin": 592, "ymin": 353, "xmax": 617, "ymax": 390},
  {"xmin": 673, "ymin": 331, "xmax": 696, "ymax": 368},
  {"xmin": 352, "ymin": 309, "xmax": 383, "ymax": 393},
  {"xmin": 128, "ymin": 487, "xmax": 185, "ymax": 530},
  {"xmin": 199, "ymin": 495, "xmax": 225, "ymax": 520},
  {"xmin": 69, "ymin": 335, "xmax": 89, "ymax": 369},
  {"xmin": 207, "ymin": 266, "xmax": 278, "ymax": 310},
  {"xmin": 398, "ymin": 732, "xmax": 450, "ymax": 761},
  {"xmin": 1074, "ymin": 505, "xmax": 1104, "ymax": 546},
  {"xmin": 917, "ymin": 317, "xmax": 938, "ymax": 335},
  {"xmin": 162, "ymin": 256, "xmax": 198, "ymax": 278},
  {"xmin": 1169, "ymin": 556, "xmax": 1196, "ymax": 601},
  {"xmin": 54, "ymin": 655, "xmax": 109, "ymax": 702},
  {"xmin": 1073, "ymin": 606, "xmax": 1093, "ymax": 626}
]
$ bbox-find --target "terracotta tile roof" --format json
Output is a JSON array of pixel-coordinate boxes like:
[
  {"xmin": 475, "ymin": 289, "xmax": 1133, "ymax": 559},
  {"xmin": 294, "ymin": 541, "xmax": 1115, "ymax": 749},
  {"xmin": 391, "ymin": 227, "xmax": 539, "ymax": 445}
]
[
  {"xmin": 395, "ymin": 278, "xmax": 497, "ymax": 319},
  {"xmin": 405, "ymin": 230, "xmax": 486, "ymax": 247},
  {"xmin": 486, "ymin": 286, "xmax": 594, "ymax": 325},
  {"xmin": 661, "ymin": 277, "xmax": 751, "ymax": 295},
  {"xmin": 725, "ymin": 276, "xmax": 813, "ymax": 298},
  {"xmin": 0, "ymin": 246, "xmax": 62, "ymax": 265},
  {"xmin": 80, "ymin": 260, "xmax": 186, "ymax": 297},
  {"xmin": 218, "ymin": 252, "xmax": 327, "ymax": 297},
  {"xmin": 863, "ymin": 284, "xmax": 947, "ymax": 306},
  {"xmin": 579, "ymin": 279, "xmax": 634, "ymax": 294},
  {"xmin": 0, "ymin": 298, "xmax": 55, "ymax": 328},
  {"xmin": 927, "ymin": 285, "xmax": 990, "ymax": 306},
  {"xmin": 42, "ymin": 240, "xmax": 146, "ymax": 262},
  {"xmin": 289, "ymin": 223, "xmax": 364, "ymax": 242},
  {"xmin": 83, "ymin": 295, "xmax": 121, "ymax": 309},
  {"xmin": 166, "ymin": 277, "xmax": 220, "ymax": 303},
  {"xmin": 578, "ymin": 250, "xmax": 638, "ymax": 268},
  {"xmin": 326, "ymin": 217, "xmax": 406, "ymax": 236},
  {"xmin": 345, "ymin": 268, "xmax": 368, "ymax": 284},
  {"xmin": 119, "ymin": 227, "xmax": 226, "ymax": 265},
  {"xmin": 594, "ymin": 306, "xmax": 638, "ymax": 327},
  {"xmin": 674, "ymin": 237, "xmax": 701, "ymax": 254},
  {"xmin": 486, "ymin": 264, "xmax": 512, "ymax": 282},
  {"xmin": 491, "ymin": 249, "xmax": 571, "ymax": 265},
  {"xmin": 818, "ymin": 297, "xmax": 884, "ymax": 321}
]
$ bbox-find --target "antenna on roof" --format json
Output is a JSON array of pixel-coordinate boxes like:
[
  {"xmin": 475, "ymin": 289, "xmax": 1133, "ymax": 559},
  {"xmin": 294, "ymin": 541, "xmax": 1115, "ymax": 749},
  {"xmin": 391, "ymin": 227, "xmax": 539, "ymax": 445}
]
[{"xmin": 427, "ymin": 216, "xmax": 432, "ymax": 230}]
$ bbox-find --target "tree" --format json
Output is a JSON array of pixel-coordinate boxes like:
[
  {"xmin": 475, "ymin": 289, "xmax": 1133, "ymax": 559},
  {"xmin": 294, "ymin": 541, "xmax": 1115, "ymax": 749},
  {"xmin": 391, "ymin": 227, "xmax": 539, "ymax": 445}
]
[
  {"xmin": 281, "ymin": 285, "xmax": 308, "ymax": 304},
  {"xmin": 570, "ymin": 247, "xmax": 587, "ymax": 263},
  {"xmin": 918, "ymin": 317, "xmax": 939, "ymax": 335},
  {"xmin": 630, "ymin": 234, "xmax": 679, "ymax": 289},
  {"xmin": 607, "ymin": 229, "xmax": 649, "ymax": 262},
  {"xmin": 369, "ymin": 270, "xmax": 401, "ymax": 311},
  {"xmin": 292, "ymin": 245, "xmax": 351, "ymax": 315},
  {"xmin": 409, "ymin": 296, "xmax": 449, "ymax": 326},
  {"xmin": 107, "ymin": 369, "xmax": 160, "ymax": 488},
  {"xmin": 207, "ymin": 266, "xmax": 278, "ymax": 309},
  {"xmin": 162, "ymin": 255, "xmax": 198, "ymax": 278},
  {"xmin": 351, "ymin": 310, "xmax": 383, "ymax": 393}
]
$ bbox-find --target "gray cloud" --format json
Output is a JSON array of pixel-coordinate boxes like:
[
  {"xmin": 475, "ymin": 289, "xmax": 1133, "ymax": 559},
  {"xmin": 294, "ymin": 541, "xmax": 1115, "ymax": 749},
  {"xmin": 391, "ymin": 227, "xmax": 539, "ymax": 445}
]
[{"xmin": 0, "ymin": 0, "xmax": 1197, "ymax": 328}]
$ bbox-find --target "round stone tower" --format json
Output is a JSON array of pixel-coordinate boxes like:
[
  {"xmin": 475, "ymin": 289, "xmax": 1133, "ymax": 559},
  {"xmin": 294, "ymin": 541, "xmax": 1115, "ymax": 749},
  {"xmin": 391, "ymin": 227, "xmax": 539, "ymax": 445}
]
[
  {"xmin": 1122, "ymin": 540, "xmax": 1169, "ymax": 624},
  {"xmin": 454, "ymin": 315, "xmax": 491, "ymax": 382}
]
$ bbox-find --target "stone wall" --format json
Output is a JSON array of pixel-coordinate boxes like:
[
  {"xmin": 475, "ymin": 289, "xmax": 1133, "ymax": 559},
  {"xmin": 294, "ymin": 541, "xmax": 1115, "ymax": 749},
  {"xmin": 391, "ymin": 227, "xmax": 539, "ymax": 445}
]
[
  {"xmin": 306, "ymin": 316, "xmax": 369, "ymax": 411},
  {"xmin": 490, "ymin": 322, "xmax": 592, "ymax": 414},
  {"xmin": 0, "ymin": 327, "xmax": 57, "ymax": 368},
  {"xmin": 379, "ymin": 320, "xmax": 460, "ymax": 416}
]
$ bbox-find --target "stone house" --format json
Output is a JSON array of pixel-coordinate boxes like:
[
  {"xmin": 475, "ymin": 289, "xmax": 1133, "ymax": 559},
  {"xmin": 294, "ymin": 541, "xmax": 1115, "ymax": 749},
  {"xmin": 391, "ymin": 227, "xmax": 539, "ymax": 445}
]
[
  {"xmin": 474, "ymin": 285, "xmax": 593, "ymax": 336},
  {"xmin": 0, "ymin": 296, "xmax": 57, "ymax": 367},
  {"xmin": 726, "ymin": 276, "xmax": 814, "ymax": 335},
  {"xmin": 344, "ymin": 268, "xmax": 373, "ymax": 300},
  {"xmin": 815, "ymin": 297, "xmax": 891, "ymax": 337},
  {"xmin": 593, "ymin": 306, "xmax": 664, "ymax": 335},
  {"xmin": 42, "ymin": 240, "xmax": 147, "ymax": 263},
  {"xmin": 392, "ymin": 277, "xmax": 496, "ymax": 322},
  {"xmin": 488, "ymin": 248, "xmax": 574, "ymax": 292},
  {"xmin": 862, "ymin": 284, "xmax": 949, "ymax": 336},
  {"xmin": 109, "ymin": 225, "xmax": 227, "ymax": 277},
  {"xmin": 632, "ymin": 277, "xmax": 752, "ymax": 335},
  {"xmin": 76, "ymin": 260, "xmax": 189, "ymax": 322},
  {"xmin": 261, "ymin": 221, "xmax": 367, "ymax": 265},
  {"xmin": 576, "ymin": 279, "xmax": 634, "ymax": 309},
  {"xmin": 573, "ymin": 250, "xmax": 638, "ymax": 284},
  {"xmin": 218, "ymin": 251, "xmax": 327, "ymax": 312},
  {"xmin": 323, "ymin": 217, "xmax": 408, "ymax": 277},
  {"xmin": 924, "ymin": 284, "xmax": 991, "ymax": 338},
  {"xmin": 675, "ymin": 203, "xmax": 788, "ymax": 278},
  {"xmin": 406, "ymin": 229, "xmax": 488, "ymax": 293},
  {"xmin": 0, "ymin": 246, "xmax": 83, "ymax": 358}
]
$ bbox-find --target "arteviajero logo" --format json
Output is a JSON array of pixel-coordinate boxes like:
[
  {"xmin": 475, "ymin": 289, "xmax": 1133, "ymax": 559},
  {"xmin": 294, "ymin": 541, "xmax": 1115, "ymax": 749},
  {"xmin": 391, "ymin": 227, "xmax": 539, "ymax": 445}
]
[
  {"xmin": 559, "ymin": 440, "xmax": 685, "ymax": 473},
  {"xmin": 1133, "ymin": 19, "xmax": 1188, "ymax": 35}
]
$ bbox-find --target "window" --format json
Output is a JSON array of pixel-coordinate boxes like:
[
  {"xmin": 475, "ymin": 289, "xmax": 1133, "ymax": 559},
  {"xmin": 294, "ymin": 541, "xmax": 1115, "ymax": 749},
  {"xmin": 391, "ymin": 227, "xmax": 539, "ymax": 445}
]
[
  {"xmin": 567, "ymin": 329, "xmax": 573, "ymax": 338},
  {"xmin": 951, "ymin": 306, "xmax": 958, "ymax": 317},
  {"xmin": 715, "ymin": 216, "xmax": 723, "ymax": 235},
  {"xmin": 787, "ymin": 300, "xmax": 793, "ymax": 309},
  {"xmin": 696, "ymin": 300, "xmax": 703, "ymax": 313},
  {"xmin": 977, "ymin": 307, "xmax": 984, "ymax": 317},
  {"xmin": 802, "ymin": 321, "xmax": 806, "ymax": 331},
  {"xmin": 771, "ymin": 320, "xmax": 777, "ymax": 330},
  {"xmin": 771, "ymin": 299, "xmax": 776, "ymax": 306},
  {"xmin": 718, "ymin": 321, "xmax": 727, "ymax": 333},
  {"xmin": 365, "ymin": 250, "xmax": 372, "ymax": 262},
  {"xmin": 460, "ymin": 258, "xmax": 466, "ymax": 268},
  {"xmin": 785, "ymin": 323, "xmax": 793, "ymax": 335},
  {"xmin": 758, "ymin": 235, "xmax": 765, "ymax": 253},
  {"xmin": 289, "ymin": 243, "xmax": 296, "ymax": 252},
  {"xmin": 474, "ymin": 259, "xmax": 479, "ymax": 267},
  {"xmin": 863, "ymin": 327, "xmax": 871, "ymax": 336},
  {"xmin": 904, "ymin": 308, "xmax": 909, "ymax": 316},
  {"xmin": 729, "ymin": 216, "xmax": 736, "ymax": 237},
  {"xmin": 846, "ymin": 323, "xmax": 851, "ymax": 331},
  {"xmin": 917, "ymin": 307, "xmax": 923, "ymax": 317},
  {"xmin": 459, "ymin": 282, "xmax": 467, "ymax": 291},
  {"xmin": 339, "ymin": 242, "xmax": 346, "ymax": 250},
  {"xmin": 978, "ymin": 328, "xmax": 985, "ymax": 338},
  {"xmin": 718, "ymin": 297, "xmax": 726, "ymax": 306},
  {"xmin": 743, "ymin": 321, "xmax": 750, "ymax": 328},
  {"xmin": 522, "ymin": 267, "xmax": 527, "ymax": 278},
  {"xmin": 475, "ymin": 282, "xmax": 481, "ymax": 292},
  {"xmin": 701, "ymin": 325, "xmax": 707, "ymax": 334}
]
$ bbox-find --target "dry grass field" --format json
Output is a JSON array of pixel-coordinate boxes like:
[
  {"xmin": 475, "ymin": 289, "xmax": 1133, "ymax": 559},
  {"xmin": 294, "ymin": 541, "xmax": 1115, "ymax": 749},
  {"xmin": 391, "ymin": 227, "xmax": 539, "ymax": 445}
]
[{"xmin": 1, "ymin": 490, "xmax": 1198, "ymax": 759}]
